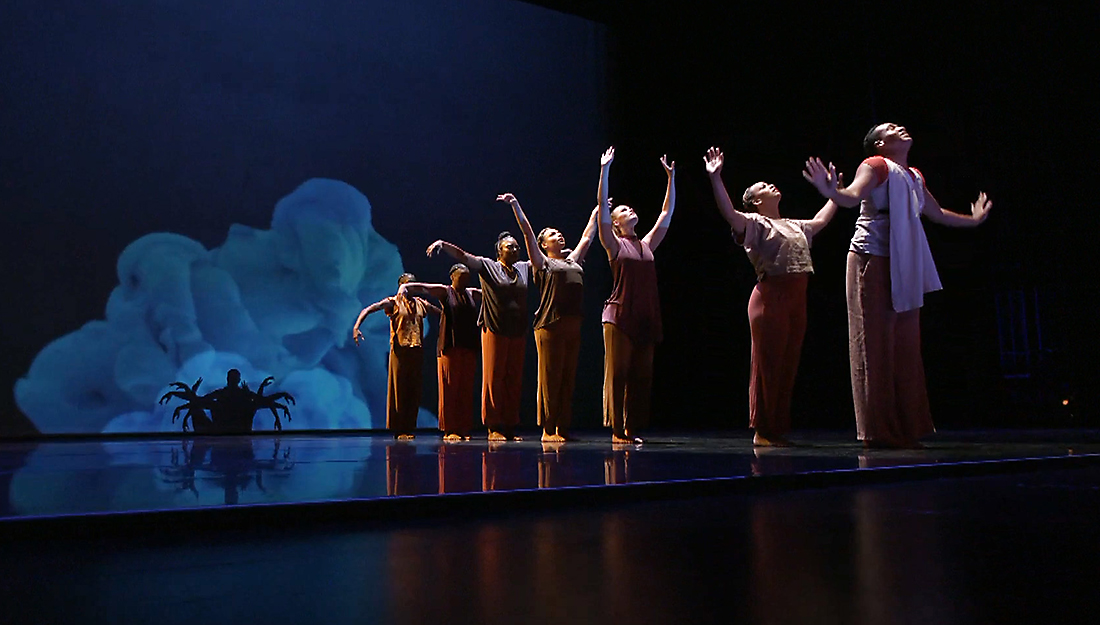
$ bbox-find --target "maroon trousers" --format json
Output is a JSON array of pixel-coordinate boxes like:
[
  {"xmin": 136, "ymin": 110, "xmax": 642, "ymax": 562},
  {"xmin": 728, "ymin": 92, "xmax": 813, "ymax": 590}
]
[
  {"xmin": 747, "ymin": 273, "xmax": 809, "ymax": 438},
  {"xmin": 846, "ymin": 252, "xmax": 934, "ymax": 444}
]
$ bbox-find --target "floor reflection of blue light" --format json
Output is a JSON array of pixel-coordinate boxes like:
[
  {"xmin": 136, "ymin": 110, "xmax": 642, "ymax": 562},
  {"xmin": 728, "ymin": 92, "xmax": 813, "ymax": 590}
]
[{"xmin": 4, "ymin": 430, "xmax": 1100, "ymax": 522}]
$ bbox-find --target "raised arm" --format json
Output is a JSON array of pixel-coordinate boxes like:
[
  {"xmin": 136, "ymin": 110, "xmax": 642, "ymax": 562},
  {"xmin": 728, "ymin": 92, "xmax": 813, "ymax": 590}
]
[
  {"xmin": 803, "ymin": 157, "xmax": 878, "ymax": 208},
  {"xmin": 398, "ymin": 281, "xmax": 450, "ymax": 300},
  {"xmin": 704, "ymin": 147, "xmax": 749, "ymax": 237},
  {"xmin": 597, "ymin": 146, "xmax": 620, "ymax": 260},
  {"xmin": 921, "ymin": 187, "xmax": 992, "ymax": 228},
  {"xmin": 425, "ymin": 239, "xmax": 481, "ymax": 270},
  {"xmin": 643, "ymin": 155, "xmax": 676, "ymax": 250},
  {"xmin": 352, "ymin": 297, "xmax": 394, "ymax": 344},
  {"xmin": 806, "ymin": 200, "xmax": 840, "ymax": 236},
  {"xmin": 567, "ymin": 206, "xmax": 601, "ymax": 263},
  {"xmin": 497, "ymin": 193, "xmax": 546, "ymax": 270}
]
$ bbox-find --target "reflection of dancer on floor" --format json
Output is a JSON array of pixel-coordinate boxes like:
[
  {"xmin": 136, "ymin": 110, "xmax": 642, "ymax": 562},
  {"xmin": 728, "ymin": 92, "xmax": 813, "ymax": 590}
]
[
  {"xmin": 497, "ymin": 192, "xmax": 600, "ymax": 442},
  {"xmin": 353, "ymin": 273, "xmax": 441, "ymax": 440},
  {"xmin": 705, "ymin": 147, "xmax": 839, "ymax": 447},
  {"xmin": 804, "ymin": 123, "xmax": 992, "ymax": 449},
  {"xmin": 427, "ymin": 231, "xmax": 531, "ymax": 441},
  {"xmin": 399, "ymin": 264, "xmax": 482, "ymax": 441},
  {"xmin": 596, "ymin": 146, "xmax": 675, "ymax": 445}
]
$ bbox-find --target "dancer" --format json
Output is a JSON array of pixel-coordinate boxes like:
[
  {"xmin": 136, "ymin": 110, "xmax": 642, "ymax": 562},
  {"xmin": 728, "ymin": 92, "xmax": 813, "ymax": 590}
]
[
  {"xmin": 804, "ymin": 122, "xmax": 991, "ymax": 448},
  {"xmin": 426, "ymin": 230, "xmax": 532, "ymax": 441},
  {"xmin": 705, "ymin": 147, "xmax": 839, "ymax": 446},
  {"xmin": 497, "ymin": 192, "xmax": 600, "ymax": 442},
  {"xmin": 596, "ymin": 146, "xmax": 675, "ymax": 444},
  {"xmin": 399, "ymin": 264, "xmax": 482, "ymax": 441},
  {"xmin": 353, "ymin": 273, "xmax": 441, "ymax": 440}
]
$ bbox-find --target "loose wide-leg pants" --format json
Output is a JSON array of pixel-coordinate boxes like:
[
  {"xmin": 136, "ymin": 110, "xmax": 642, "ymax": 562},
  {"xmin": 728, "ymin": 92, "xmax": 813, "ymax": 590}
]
[
  {"xmin": 602, "ymin": 323, "xmax": 654, "ymax": 437},
  {"xmin": 481, "ymin": 329, "xmax": 526, "ymax": 431},
  {"xmin": 437, "ymin": 347, "xmax": 477, "ymax": 435},
  {"xmin": 534, "ymin": 316, "xmax": 583, "ymax": 433},
  {"xmin": 387, "ymin": 345, "xmax": 423, "ymax": 433},
  {"xmin": 747, "ymin": 273, "xmax": 809, "ymax": 438},
  {"xmin": 846, "ymin": 252, "xmax": 934, "ymax": 444}
]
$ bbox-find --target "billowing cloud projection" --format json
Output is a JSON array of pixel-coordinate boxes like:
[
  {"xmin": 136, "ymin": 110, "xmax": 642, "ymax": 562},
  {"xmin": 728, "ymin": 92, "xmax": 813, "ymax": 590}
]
[{"xmin": 15, "ymin": 179, "xmax": 435, "ymax": 433}]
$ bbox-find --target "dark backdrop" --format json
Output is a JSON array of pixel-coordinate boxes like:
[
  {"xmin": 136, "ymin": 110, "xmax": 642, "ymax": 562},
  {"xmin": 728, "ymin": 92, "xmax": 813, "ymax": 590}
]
[
  {"xmin": 561, "ymin": 0, "xmax": 1098, "ymax": 430},
  {"xmin": 3, "ymin": 0, "xmax": 1096, "ymax": 436}
]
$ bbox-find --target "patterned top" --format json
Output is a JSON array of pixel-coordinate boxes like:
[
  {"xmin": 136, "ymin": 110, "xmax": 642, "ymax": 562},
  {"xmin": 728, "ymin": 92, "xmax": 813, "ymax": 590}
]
[{"xmin": 735, "ymin": 213, "xmax": 815, "ymax": 281}]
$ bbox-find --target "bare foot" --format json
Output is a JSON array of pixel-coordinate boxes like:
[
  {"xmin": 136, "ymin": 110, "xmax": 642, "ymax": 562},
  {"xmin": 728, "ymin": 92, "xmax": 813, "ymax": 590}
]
[
  {"xmin": 396, "ymin": 433, "xmax": 415, "ymax": 441},
  {"xmin": 612, "ymin": 434, "xmax": 643, "ymax": 445},
  {"xmin": 542, "ymin": 432, "xmax": 566, "ymax": 443},
  {"xmin": 487, "ymin": 431, "xmax": 507, "ymax": 442},
  {"xmin": 753, "ymin": 433, "xmax": 792, "ymax": 447},
  {"xmin": 509, "ymin": 434, "xmax": 524, "ymax": 442},
  {"xmin": 443, "ymin": 433, "xmax": 463, "ymax": 442}
]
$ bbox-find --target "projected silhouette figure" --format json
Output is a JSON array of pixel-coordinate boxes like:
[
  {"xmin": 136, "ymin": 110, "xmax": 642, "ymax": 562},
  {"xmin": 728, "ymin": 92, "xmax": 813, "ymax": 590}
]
[{"xmin": 159, "ymin": 369, "xmax": 296, "ymax": 433}]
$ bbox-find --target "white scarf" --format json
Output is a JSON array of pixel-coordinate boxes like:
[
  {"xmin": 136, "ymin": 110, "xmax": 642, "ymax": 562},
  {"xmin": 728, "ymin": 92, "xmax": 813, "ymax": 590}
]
[{"xmin": 886, "ymin": 159, "xmax": 941, "ymax": 312}]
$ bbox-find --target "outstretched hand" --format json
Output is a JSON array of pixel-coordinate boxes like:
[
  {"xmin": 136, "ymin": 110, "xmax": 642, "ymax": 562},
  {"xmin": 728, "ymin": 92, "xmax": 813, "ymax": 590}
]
[
  {"xmin": 496, "ymin": 193, "xmax": 519, "ymax": 206},
  {"xmin": 971, "ymin": 192, "xmax": 992, "ymax": 223},
  {"xmin": 802, "ymin": 157, "xmax": 840, "ymax": 195},
  {"xmin": 660, "ymin": 154, "xmax": 675, "ymax": 176},
  {"xmin": 426, "ymin": 240, "xmax": 444, "ymax": 257},
  {"xmin": 601, "ymin": 146, "xmax": 615, "ymax": 167},
  {"xmin": 704, "ymin": 147, "xmax": 724, "ymax": 175},
  {"xmin": 353, "ymin": 328, "xmax": 365, "ymax": 345}
]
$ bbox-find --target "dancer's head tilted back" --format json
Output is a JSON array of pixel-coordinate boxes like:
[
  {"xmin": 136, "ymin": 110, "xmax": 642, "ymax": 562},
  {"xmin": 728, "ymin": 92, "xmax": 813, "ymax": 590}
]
[
  {"xmin": 610, "ymin": 205, "xmax": 639, "ymax": 237},
  {"xmin": 536, "ymin": 227, "xmax": 569, "ymax": 258},
  {"xmin": 741, "ymin": 182, "xmax": 782, "ymax": 219},
  {"xmin": 864, "ymin": 122, "xmax": 913, "ymax": 158}
]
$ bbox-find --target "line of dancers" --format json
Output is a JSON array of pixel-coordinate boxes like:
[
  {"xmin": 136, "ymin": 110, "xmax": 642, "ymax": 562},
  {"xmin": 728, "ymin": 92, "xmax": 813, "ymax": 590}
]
[{"xmin": 352, "ymin": 123, "xmax": 991, "ymax": 448}]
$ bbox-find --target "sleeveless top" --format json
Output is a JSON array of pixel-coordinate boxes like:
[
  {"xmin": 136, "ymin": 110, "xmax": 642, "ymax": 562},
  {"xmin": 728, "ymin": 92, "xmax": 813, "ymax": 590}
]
[
  {"xmin": 601, "ymin": 235, "xmax": 662, "ymax": 344},
  {"xmin": 438, "ymin": 286, "xmax": 480, "ymax": 355}
]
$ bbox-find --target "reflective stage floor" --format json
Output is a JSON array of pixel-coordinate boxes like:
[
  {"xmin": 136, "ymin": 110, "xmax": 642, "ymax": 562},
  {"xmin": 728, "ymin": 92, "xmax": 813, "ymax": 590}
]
[{"xmin": 3, "ymin": 429, "xmax": 1099, "ymax": 522}]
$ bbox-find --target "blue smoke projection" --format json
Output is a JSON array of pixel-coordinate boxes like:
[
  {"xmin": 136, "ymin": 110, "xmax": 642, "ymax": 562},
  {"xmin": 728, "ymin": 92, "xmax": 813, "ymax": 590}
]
[
  {"xmin": 15, "ymin": 179, "xmax": 429, "ymax": 433},
  {"xmin": 2, "ymin": 0, "xmax": 605, "ymax": 447}
]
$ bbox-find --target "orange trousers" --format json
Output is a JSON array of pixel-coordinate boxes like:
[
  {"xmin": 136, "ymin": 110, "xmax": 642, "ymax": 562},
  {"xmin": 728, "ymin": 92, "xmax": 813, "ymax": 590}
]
[
  {"xmin": 386, "ymin": 346, "xmax": 423, "ymax": 433},
  {"xmin": 534, "ymin": 316, "xmax": 582, "ymax": 433},
  {"xmin": 437, "ymin": 347, "xmax": 477, "ymax": 435},
  {"xmin": 602, "ymin": 323, "xmax": 654, "ymax": 438},
  {"xmin": 481, "ymin": 329, "xmax": 526, "ymax": 431}
]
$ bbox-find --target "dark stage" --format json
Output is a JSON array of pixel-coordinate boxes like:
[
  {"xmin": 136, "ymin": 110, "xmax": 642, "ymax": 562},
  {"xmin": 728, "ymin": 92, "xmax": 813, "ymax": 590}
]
[
  {"xmin": 4, "ymin": 429, "xmax": 1100, "ymax": 624},
  {"xmin": 4, "ymin": 429, "xmax": 1099, "ymax": 523}
]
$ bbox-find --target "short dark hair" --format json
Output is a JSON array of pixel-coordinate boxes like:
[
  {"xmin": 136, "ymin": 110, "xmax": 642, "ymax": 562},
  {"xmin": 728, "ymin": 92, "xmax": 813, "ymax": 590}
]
[
  {"xmin": 397, "ymin": 272, "xmax": 416, "ymax": 285},
  {"xmin": 863, "ymin": 124, "xmax": 884, "ymax": 157},
  {"xmin": 449, "ymin": 263, "xmax": 468, "ymax": 277},
  {"xmin": 495, "ymin": 231, "xmax": 516, "ymax": 256}
]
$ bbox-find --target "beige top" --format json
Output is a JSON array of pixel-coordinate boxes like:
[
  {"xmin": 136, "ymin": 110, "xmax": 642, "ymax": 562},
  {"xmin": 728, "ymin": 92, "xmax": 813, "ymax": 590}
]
[{"xmin": 735, "ymin": 213, "xmax": 814, "ymax": 281}]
